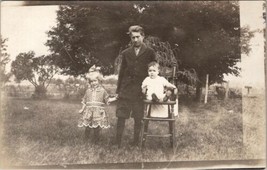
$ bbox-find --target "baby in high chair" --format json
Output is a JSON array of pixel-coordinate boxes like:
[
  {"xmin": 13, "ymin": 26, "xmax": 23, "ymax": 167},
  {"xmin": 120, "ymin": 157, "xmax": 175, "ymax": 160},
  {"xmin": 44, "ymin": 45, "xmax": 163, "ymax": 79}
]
[{"xmin": 141, "ymin": 61, "xmax": 177, "ymax": 117}]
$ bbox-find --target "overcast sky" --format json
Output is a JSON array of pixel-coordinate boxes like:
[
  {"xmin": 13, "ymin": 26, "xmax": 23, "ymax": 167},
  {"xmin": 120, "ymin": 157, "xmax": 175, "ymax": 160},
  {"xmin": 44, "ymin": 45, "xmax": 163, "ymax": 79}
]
[
  {"xmin": 1, "ymin": 1, "xmax": 265, "ymax": 89},
  {"xmin": 1, "ymin": 4, "xmax": 58, "ymax": 58}
]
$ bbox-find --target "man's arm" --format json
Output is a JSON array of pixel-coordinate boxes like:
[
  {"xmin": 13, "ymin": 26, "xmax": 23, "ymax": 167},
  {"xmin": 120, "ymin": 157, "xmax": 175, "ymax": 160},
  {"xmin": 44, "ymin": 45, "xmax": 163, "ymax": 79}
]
[{"xmin": 116, "ymin": 54, "xmax": 126, "ymax": 94}]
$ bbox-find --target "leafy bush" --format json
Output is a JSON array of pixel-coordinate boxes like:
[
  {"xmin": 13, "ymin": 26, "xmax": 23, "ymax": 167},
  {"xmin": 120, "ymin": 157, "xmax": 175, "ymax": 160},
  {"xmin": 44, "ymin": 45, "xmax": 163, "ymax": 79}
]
[
  {"xmin": 5, "ymin": 85, "xmax": 18, "ymax": 97},
  {"xmin": 229, "ymin": 88, "xmax": 242, "ymax": 98},
  {"xmin": 216, "ymin": 86, "xmax": 226, "ymax": 100},
  {"xmin": 32, "ymin": 85, "xmax": 47, "ymax": 99},
  {"xmin": 103, "ymin": 74, "xmax": 118, "ymax": 85}
]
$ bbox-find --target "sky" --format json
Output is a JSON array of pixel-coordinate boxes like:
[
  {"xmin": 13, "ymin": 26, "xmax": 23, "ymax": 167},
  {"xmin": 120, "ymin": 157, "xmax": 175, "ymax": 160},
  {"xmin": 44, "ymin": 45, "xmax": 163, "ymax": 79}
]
[
  {"xmin": 1, "ymin": 3, "xmax": 58, "ymax": 61},
  {"xmin": 1, "ymin": 1, "xmax": 265, "ymax": 89},
  {"xmin": 235, "ymin": 1, "xmax": 265, "ymax": 90}
]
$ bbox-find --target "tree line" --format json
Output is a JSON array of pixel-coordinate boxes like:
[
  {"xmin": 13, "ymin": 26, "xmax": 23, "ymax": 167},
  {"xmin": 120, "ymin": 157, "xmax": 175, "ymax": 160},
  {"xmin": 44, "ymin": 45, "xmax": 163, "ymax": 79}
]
[{"xmin": 6, "ymin": 1, "xmax": 256, "ymax": 100}]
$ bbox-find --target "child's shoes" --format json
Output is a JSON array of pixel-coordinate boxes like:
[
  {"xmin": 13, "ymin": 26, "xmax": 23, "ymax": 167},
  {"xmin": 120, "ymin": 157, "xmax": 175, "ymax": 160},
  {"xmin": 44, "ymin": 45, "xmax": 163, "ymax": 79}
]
[
  {"xmin": 163, "ymin": 96, "xmax": 169, "ymax": 102},
  {"xmin": 151, "ymin": 93, "xmax": 160, "ymax": 102}
]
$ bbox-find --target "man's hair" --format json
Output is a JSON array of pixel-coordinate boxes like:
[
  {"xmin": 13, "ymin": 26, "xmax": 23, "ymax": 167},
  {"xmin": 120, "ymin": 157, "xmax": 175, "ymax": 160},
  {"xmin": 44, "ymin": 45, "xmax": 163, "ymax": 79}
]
[
  {"xmin": 127, "ymin": 25, "xmax": 145, "ymax": 36},
  {"xmin": 148, "ymin": 61, "xmax": 160, "ymax": 69}
]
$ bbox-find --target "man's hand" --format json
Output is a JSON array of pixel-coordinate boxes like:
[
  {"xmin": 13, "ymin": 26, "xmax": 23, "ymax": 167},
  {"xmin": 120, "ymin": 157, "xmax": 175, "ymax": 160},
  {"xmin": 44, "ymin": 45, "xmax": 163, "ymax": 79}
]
[
  {"xmin": 78, "ymin": 109, "xmax": 84, "ymax": 114},
  {"xmin": 108, "ymin": 95, "xmax": 118, "ymax": 104}
]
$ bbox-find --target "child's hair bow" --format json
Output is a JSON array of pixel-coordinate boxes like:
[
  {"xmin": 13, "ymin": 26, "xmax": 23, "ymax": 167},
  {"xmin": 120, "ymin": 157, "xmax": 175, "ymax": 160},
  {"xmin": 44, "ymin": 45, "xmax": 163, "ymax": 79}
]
[
  {"xmin": 86, "ymin": 65, "xmax": 103, "ymax": 81},
  {"xmin": 89, "ymin": 65, "xmax": 101, "ymax": 73}
]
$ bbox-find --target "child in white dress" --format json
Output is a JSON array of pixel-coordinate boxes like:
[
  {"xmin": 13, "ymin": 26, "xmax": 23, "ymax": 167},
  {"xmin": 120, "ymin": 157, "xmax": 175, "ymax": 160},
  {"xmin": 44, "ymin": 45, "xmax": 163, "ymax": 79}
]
[
  {"xmin": 141, "ymin": 61, "xmax": 177, "ymax": 117},
  {"xmin": 78, "ymin": 66, "xmax": 116, "ymax": 142}
]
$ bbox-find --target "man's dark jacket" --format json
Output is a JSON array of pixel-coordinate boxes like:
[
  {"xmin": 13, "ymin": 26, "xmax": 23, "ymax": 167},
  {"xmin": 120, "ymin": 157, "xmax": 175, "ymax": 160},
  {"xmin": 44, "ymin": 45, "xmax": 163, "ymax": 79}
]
[{"xmin": 116, "ymin": 44, "xmax": 156, "ymax": 100}]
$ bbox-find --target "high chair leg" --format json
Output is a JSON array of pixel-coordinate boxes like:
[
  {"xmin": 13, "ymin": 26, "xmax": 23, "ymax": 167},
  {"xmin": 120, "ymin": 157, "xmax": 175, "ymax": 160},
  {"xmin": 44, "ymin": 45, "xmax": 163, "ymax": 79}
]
[
  {"xmin": 172, "ymin": 121, "xmax": 176, "ymax": 153},
  {"xmin": 169, "ymin": 121, "xmax": 173, "ymax": 147},
  {"xmin": 140, "ymin": 120, "xmax": 145, "ymax": 148},
  {"xmin": 142, "ymin": 120, "xmax": 149, "ymax": 147}
]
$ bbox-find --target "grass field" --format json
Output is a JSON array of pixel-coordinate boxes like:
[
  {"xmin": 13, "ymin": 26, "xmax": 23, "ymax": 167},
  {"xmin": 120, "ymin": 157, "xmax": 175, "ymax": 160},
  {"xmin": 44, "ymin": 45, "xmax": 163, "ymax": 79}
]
[
  {"xmin": 0, "ymin": 93, "xmax": 265, "ymax": 167},
  {"xmin": 242, "ymin": 95, "xmax": 266, "ymax": 159}
]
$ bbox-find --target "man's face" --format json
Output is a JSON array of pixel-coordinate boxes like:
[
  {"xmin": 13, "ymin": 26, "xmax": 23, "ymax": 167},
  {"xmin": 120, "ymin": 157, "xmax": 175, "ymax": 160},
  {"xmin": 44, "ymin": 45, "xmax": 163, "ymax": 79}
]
[{"xmin": 130, "ymin": 32, "xmax": 144, "ymax": 47}]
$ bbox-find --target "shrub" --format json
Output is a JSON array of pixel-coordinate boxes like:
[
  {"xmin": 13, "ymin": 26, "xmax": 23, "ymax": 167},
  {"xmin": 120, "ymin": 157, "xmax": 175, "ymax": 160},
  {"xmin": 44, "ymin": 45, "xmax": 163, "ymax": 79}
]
[
  {"xmin": 229, "ymin": 88, "xmax": 242, "ymax": 98},
  {"xmin": 103, "ymin": 74, "xmax": 118, "ymax": 85},
  {"xmin": 216, "ymin": 86, "xmax": 226, "ymax": 100},
  {"xmin": 32, "ymin": 85, "xmax": 47, "ymax": 99},
  {"xmin": 5, "ymin": 85, "xmax": 18, "ymax": 97}
]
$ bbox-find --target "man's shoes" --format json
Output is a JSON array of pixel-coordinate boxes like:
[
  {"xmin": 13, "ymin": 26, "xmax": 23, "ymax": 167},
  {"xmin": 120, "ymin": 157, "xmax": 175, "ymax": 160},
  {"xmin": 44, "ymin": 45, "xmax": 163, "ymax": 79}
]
[
  {"xmin": 111, "ymin": 139, "xmax": 121, "ymax": 148},
  {"xmin": 116, "ymin": 141, "xmax": 121, "ymax": 148},
  {"xmin": 151, "ymin": 93, "xmax": 160, "ymax": 102},
  {"xmin": 129, "ymin": 141, "xmax": 139, "ymax": 147}
]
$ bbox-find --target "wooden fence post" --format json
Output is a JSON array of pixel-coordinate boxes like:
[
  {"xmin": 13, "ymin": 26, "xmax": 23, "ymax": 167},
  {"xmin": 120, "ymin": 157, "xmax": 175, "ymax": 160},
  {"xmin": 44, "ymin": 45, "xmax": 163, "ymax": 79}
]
[
  {"xmin": 204, "ymin": 74, "xmax": 209, "ymax": 104},
  {"xmin": 225, "ymin": 81, "xmax": 229, "ymax": 99}
]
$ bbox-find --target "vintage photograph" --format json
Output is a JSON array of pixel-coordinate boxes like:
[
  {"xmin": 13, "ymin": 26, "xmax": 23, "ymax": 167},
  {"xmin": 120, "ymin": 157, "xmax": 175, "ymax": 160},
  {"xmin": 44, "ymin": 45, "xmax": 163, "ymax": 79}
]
[{"xmin": 0, "ymin": 1, "xmax": 266, "ymax": 169}]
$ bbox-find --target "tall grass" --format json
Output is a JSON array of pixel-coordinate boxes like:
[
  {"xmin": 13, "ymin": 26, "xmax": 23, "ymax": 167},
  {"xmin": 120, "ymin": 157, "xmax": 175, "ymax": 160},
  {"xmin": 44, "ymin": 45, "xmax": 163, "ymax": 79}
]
[
  {"xmin": 242, "ymin": 95, "xmax": 266, "ymax": 159},
  {"xmin": 0, "ymin": 94, "xmax": 263, "ymax": 167}
]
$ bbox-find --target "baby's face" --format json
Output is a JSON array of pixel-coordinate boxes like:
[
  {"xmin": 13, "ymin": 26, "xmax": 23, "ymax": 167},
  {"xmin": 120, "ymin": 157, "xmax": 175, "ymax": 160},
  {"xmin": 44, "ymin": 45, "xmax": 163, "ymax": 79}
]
[{"xmin": 148, "ymin": 66, "xmax": 159, "ymax": 79}]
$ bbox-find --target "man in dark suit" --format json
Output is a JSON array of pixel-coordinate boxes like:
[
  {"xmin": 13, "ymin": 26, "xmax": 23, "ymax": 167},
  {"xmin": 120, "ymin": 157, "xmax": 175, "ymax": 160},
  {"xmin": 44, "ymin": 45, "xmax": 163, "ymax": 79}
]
[{"xmin": 115, "ymin": 25, "xmax": 156, "ymax": 147}]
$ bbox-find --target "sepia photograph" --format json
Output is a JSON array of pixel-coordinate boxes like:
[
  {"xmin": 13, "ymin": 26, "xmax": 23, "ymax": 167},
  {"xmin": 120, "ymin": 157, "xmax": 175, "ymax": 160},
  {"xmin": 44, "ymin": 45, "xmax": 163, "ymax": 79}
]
[{"xmin": 0, "ymin": 1, "xmax": 266, "ymax": 169}]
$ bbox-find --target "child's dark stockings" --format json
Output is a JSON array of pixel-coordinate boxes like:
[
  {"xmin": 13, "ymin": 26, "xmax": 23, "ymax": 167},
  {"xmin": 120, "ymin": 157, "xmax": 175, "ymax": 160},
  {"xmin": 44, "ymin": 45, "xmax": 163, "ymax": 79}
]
[
  {"xmin": 93, "ymin": 127, "xmax": 101, "ymax": 143},
  {"xmin": 84, "ymin": 127, "xmax": 91, "ymax": 140},
  {"xmin": 84, "ymin": 126, "xmax": 101, "ymax": 144}
]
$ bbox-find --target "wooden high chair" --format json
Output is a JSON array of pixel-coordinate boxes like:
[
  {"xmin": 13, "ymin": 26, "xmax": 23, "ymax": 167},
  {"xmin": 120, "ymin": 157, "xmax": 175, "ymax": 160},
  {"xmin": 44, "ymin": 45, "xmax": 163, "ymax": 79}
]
[{"xmin": 140, "ymin": 64, "xmax": 178, "ymax": 152}]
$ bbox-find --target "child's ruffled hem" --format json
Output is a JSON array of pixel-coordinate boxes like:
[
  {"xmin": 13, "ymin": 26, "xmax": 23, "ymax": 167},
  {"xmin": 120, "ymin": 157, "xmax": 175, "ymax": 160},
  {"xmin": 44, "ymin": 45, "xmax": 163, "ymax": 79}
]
[{"xmin": 78, "ymin": 123, "xmax": 110, "ymax": 129}]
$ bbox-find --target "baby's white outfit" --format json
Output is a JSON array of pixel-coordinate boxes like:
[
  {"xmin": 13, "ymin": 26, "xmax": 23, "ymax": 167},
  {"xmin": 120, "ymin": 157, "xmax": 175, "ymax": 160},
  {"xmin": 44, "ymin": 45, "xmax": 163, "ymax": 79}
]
[{"xmin": 142, "ymin": 76, "xmax": 170, "ymax": 117}]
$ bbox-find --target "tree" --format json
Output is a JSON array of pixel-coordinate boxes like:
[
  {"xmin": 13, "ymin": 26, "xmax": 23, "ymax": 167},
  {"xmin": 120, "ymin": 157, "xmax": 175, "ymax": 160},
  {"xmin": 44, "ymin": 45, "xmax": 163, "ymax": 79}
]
[
  {"xmin": 11, "ymin": 51, "xmax": 59, "ymax": 98},
  {"xmin": 0, "ymin": 36, "xmax": 11, "ymax": 88},
  {"xmin": 137, "ymin": 1, "xmax": 253, "ymax": 101},
  {"xmin": 131, "ymin": 1, "xmax": 253, "ymax": 101},
  {"xmin": 46, "ymin": 2, "xmax": 139, "ymax": 76},
  {"xmin": 46, "ymin": 1, "xmax": 254, "ymax": 101}
]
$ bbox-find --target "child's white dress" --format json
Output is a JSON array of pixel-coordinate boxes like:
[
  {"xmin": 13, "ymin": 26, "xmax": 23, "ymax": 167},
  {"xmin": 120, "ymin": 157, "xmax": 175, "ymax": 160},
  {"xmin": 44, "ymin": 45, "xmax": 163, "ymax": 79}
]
[
  {"xmin": 78, "ymin": 86, "xmax": 110, "ymax": 128},
  {"xmin": 142, "ymin": 76, "xmax": 170, "ymax": 117}
]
